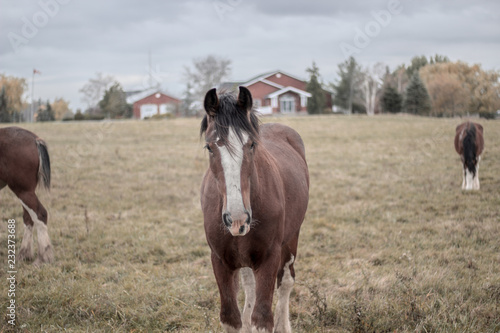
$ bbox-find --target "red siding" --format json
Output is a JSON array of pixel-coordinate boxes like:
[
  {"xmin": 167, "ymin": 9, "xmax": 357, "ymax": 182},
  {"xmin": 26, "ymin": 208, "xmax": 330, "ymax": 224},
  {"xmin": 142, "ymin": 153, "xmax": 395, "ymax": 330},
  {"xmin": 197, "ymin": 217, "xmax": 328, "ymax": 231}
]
[
  {"xmin": 133, "ymin": 93, "xmax": 181, "ymax": 119},
  {"xmin": 246, "ymin": 81, "xmax": 279, "ymax": 101},
  {"xmin": 264, "ymin": 73, "xmax": 306, "ymax": 91}
]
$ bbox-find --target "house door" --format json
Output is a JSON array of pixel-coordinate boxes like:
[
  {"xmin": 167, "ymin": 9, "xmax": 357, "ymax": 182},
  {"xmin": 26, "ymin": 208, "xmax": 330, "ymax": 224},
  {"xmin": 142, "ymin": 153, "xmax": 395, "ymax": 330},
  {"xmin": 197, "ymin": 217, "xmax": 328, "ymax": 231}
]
[{"xmin": 280, "ymin": 94, "xmax": 295, "ymax": 113}]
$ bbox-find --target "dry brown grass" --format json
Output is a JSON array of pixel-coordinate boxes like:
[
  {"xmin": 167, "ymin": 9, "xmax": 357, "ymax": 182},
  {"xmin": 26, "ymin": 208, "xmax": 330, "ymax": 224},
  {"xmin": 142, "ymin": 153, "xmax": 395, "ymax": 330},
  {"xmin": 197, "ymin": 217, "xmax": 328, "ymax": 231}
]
[{"xmin": 1, "ymin": 115, "xmax": 499, "ymax": 332}]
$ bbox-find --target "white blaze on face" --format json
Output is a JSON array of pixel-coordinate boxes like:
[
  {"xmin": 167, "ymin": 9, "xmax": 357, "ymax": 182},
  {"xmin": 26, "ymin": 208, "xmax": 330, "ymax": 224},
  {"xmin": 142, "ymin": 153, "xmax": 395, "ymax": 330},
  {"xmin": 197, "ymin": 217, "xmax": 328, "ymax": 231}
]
[{"xmin": 219, "ymin": 127, "xmax": 248, "ymax": 217}]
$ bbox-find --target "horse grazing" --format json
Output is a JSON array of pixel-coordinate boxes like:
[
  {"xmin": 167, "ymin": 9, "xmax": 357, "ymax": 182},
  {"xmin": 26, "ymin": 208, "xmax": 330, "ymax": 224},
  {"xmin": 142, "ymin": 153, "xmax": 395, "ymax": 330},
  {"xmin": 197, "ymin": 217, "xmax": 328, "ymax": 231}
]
[
  {"xmin": 0, "ymin": 127, "xmax": 54, "ymax": 264},
  {"xmin": 200, "ymin": 87, "xmax": 309, "ymax": 333},
  {"xmin": 454, "ymin": 121, "xmax": 484, "ymax": 190}
]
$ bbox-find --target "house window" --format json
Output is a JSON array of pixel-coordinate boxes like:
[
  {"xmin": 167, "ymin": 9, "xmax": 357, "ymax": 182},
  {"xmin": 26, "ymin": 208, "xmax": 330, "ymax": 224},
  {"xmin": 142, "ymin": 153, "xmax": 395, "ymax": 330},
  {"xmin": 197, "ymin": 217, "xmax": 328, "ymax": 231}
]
[
  {"xmin": 280, "ymin": 94, "xmax": 295, "ymax": 113},
  {"xmin": 253, "ymin": 99, "xmax": 262, "ymax": 108}
]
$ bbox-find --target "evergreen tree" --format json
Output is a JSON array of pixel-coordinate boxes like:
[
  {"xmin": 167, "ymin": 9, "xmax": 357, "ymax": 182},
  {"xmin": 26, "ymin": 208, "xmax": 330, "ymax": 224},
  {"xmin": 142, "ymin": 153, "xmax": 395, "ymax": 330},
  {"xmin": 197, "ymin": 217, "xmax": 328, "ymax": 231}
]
[
  {"xmin": 332, "ymin": 56, "xmax": 362, "ymax": 114},
  {"xmin": 37, "ymin": 101, "xmax": 55, "ymax": 121},
  {"xmin": 403, "ymin": 73, "xmax": 431, "ymax": 115},
  {"xmin": 99, "ymin": 82, "xmax": 131, "ymax": 118},
  {"xmin": 381, "ymin": 86, "xmax": 402, "ymax": 113},
  {"xmin": 181, "ymin": 82, "xmax": 196, "ymax": 117},
  {"xmin": 306, "ymin": 62, "xmax": 325, "ymax": 114},
  {"xmin": 406, "ymin": 55, "xmax": 428, "ymax": 78},
  {"xmin": 0, "ymin": 87, "xmax": 12, "ymax": 123}
]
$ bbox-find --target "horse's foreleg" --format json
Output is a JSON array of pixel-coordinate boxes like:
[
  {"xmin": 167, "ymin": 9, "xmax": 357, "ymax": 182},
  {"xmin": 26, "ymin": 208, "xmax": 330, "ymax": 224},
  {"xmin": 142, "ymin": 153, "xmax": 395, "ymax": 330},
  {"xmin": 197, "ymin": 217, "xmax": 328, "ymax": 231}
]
[
  {"xmin": 211, "ymin": 253, "xmax": 242, "ymax": 332},
  {"xmin": 251, "ymin": 252, "xmax": 280, "ymax": 333},
  {"xmin": 464, "ymin": 167, "xmax": 474, "ymax": 191},
  {"xmin": 18, "ymin": 208, "xmax": 34, "ymax": 261},
  {"xmin": 17, "ymin": 191, "xmax": 53, "ymax": 264},
  {"xmin": 274, "ymin": 253, "xmax": 295, "ymax": 333},
  {"xmin": 240, "ymin": 267, "xmax": 255, "ymax": 332},
  {"xmin": 474, "ymin": 159, "xmax": 480, "ymax": 190}
]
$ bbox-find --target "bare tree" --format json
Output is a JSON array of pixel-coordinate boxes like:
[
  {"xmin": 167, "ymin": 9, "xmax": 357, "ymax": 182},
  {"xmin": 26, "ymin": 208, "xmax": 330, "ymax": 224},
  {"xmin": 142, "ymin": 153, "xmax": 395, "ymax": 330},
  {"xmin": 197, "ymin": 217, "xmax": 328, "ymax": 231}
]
[
  {"xmin": 361, "ymin": 63, "xmax": 385, "ymax": 116},
  {"xmin": 184, "ymin": 55, "xmax": 231, "ymax": 103},
  {"xmin": 79, "ymin": 72, "xmax": 115, "ymax": 109}
]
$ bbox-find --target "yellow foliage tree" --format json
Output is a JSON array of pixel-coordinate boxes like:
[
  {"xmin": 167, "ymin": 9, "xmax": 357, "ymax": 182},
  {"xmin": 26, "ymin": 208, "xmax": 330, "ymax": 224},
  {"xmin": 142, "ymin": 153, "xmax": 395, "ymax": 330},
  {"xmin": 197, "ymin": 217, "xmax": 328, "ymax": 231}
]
[
  {"xmin": 0, "ymin": 74, "xmax": 27, "ymax": 115},
  {"xmin": 420, "ymin": 62, "xmax": 500, "ymax": 117},
  {"xmin": 51, "ymin": 97, "xmax": 72, "ymax": 120}
]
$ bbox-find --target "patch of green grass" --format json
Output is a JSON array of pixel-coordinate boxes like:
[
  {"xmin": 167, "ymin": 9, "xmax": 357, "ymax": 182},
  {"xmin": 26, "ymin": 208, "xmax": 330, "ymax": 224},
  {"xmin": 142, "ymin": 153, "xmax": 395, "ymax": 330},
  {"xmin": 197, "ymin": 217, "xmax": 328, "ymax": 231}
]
[{"xmin": 1, "ymin": 115, "xmax": 499, "ymax": 332}]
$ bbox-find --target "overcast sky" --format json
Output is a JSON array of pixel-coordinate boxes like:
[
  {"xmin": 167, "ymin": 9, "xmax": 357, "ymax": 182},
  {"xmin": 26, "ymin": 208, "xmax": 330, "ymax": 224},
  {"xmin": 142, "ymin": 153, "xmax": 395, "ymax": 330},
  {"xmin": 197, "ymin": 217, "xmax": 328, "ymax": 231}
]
[{"xmin": 1, "ymin": 0, "xmax": 499, "ymax": 112}]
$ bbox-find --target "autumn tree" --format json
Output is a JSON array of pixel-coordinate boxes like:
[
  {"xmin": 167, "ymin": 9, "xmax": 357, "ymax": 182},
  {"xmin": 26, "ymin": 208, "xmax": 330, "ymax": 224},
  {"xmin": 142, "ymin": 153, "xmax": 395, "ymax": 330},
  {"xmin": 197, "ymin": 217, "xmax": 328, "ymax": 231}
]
[
  {"xmin": 184, "ymin": 55, "xmax": 231, "ymax": 103},
  {"xmin": 420, "ymin": 61, "xmax": 500, "ymax": 118},
  {"xmin": 0, "ymin": 74, "xmax": 27, "ymax": 121},
  {"xmin": 306, "ymin": 62, "xmax": 325, "ymax": 114},
  {"xmin": 51, "ymin": 98, "xmax": 72, "ymax": 120},
  {"xmin": 403, "ymin": 73, "xmax": 431, "ymax": 115}
]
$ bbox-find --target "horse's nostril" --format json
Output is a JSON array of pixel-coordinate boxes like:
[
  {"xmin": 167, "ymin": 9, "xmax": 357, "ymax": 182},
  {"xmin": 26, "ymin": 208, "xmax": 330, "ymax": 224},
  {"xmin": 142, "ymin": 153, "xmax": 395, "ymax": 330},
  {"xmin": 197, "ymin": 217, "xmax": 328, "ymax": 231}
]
[
  {"xmin": 222, "ymin": 212, "xmax": 232, "ymax": 227},
  {"xmin": 239, "ymin": 225, "xmax": 245, "ymax": 234},
  {"xmin": 245, "ymin": 211, "xmax": 251, "ymax": 224}
]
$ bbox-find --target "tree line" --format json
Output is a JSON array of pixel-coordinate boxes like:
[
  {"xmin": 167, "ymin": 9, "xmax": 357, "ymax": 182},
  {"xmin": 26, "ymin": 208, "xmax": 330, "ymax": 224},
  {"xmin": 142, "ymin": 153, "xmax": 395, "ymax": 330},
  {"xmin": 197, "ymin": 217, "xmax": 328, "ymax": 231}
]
[
  {"xmin": 1, "ymin": 54, "xmax": 499, "ymax": 122},
  {"xmin": 305, "ymin": 55, "xmax": 500, "ymax": 118}
]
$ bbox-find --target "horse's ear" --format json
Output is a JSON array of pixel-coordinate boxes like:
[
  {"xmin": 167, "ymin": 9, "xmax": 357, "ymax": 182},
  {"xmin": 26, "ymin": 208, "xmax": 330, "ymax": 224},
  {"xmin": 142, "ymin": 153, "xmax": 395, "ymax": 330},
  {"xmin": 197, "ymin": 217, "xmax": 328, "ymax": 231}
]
[
  {"xmin": 237, "ymin": 86, "xmax": 253, "ymax": 112},
  {"xmin": 204, "ymin": 88, "xmax": 218, "ymax": 116}
]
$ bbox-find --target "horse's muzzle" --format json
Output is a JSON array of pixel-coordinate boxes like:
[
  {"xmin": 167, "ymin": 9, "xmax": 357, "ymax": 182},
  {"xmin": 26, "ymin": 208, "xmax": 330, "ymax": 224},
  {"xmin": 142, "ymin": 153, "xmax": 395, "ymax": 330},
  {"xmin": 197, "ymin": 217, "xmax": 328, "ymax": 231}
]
[{"xmin": 222, "ymin": 210, "xmax": 251, "ymax": 236}]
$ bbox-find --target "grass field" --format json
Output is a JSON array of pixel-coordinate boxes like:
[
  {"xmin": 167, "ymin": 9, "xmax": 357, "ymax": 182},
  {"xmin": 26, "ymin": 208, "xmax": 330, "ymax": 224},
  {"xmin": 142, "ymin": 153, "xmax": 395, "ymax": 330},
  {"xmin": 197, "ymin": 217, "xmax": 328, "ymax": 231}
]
[{"xmin": 1, "ymin": 115, "xmax": 499, "ymax": 332}]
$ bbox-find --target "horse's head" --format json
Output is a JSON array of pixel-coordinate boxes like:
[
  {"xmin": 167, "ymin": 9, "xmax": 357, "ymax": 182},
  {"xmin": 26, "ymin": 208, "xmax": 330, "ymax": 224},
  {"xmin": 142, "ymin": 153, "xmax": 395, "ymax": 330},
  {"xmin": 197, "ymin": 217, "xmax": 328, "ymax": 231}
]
[{"xmin": 201, "ymin": 87, "xmax": 260, "ymax": 236}]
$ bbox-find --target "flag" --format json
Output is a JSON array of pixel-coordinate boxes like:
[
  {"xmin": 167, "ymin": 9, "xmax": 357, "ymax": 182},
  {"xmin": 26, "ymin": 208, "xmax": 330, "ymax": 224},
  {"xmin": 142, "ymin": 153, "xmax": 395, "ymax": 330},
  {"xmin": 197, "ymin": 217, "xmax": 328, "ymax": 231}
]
[{"xmin": 33, "ymin": 69, "xmax": 41, "ymax": 75}]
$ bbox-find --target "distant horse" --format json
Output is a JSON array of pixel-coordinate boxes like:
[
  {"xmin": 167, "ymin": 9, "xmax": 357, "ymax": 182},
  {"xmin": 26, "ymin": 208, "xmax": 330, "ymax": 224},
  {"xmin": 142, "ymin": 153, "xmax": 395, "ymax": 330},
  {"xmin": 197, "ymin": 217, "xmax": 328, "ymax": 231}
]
[
  {"xmin": 0, "ymin": 127, "xmax": 53, "ymax": 264},
  {"xmin": 200, "ymin": 87, "xmax": 309, "ymax": 333},
  {"xmin": 454, "ymin": 121, "xmax": 484, "ymax": 190}
]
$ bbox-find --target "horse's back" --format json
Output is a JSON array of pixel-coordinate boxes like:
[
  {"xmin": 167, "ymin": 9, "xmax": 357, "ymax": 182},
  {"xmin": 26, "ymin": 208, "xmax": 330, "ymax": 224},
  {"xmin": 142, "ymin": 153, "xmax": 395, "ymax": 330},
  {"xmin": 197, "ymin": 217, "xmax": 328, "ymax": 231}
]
[
  {"xmin": 260, "ymin": 123, "xmax": 307, "ymax": 163},
  {"xmin": 259, "ymin": 123, "xmax": 309, "ymax": 238},
  {"xmin": 0, "ymin": 127, "xmax": 39, "ymax": 189},
  {"xmin": 454, "ymin": 121, "xmax": 484, "ymax": 156}
]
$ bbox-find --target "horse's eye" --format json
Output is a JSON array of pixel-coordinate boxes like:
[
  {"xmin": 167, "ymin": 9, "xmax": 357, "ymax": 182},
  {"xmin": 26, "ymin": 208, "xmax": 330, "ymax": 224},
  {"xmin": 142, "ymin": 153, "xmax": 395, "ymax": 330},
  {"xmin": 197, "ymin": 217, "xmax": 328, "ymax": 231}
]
[
  {"xmin": 250, "ymin": 142, "xmax": 256, "ymax": 150},
  {"xmin": 205, "ymin": 144, "xmax": 213, "ymax": 154}
]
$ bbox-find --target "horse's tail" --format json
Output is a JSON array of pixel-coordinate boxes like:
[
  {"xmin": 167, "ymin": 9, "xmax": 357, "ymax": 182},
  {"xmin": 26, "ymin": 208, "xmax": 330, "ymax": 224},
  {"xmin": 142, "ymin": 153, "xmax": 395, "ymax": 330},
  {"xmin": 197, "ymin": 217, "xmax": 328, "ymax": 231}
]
[
  {"xmin": 463, "ymin": 123, "xmax": 477, "ymax": 177},
  {"xmin": 36, "ymin": 138, "xmax": 51, "ymax": 190}
]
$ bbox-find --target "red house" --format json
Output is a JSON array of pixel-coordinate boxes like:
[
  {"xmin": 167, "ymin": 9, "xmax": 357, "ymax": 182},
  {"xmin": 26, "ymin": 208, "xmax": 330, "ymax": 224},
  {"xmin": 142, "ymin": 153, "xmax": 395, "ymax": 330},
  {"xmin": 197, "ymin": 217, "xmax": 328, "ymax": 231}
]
[
  {"xmin": 126, "ymin": 89, "xmax": 181, "ymax": 119},
  {"xmin": 221, "ymin": 70, "xmax": 332, "ymax": 115}
]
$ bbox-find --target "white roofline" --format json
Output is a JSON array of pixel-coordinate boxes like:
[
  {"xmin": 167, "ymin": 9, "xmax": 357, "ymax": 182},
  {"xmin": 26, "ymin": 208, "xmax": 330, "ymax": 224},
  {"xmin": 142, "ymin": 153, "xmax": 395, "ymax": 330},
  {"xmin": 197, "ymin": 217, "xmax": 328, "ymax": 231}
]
[
  {"xmin": 266, "ymin": 86, "xmax": 312, "ymax": 98},
  {"xmin": 126, "ymin": 89, "xmax": 180, "ymax": 104},
  {"xmin": 243, "ymin": 78, "xmax": 284, "ymax": 89},
  {"xmin": 265, "ymin": 70, "xmax": 306, "ymax": 83}
]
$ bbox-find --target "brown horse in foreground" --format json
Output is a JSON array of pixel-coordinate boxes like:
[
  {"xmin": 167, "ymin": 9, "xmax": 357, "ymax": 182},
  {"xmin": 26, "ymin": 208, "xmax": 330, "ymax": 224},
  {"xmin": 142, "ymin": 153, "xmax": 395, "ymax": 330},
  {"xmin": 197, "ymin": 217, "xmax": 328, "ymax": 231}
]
[
  {"xmin": 200, "ymin": 87, "xmax": 309, "ymax": 333},
  {"xmin": 454, "ymin": 121, "xmax": 484, "ymax": 190},
  {"xmin": 0, "ymin": 127, "xmax": 53, "ymax": 264}
]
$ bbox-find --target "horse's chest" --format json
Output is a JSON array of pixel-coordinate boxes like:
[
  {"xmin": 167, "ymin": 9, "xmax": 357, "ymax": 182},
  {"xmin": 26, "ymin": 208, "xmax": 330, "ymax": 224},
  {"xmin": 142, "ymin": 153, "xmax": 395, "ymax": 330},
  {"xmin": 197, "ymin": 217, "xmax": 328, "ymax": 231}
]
[{"xmin": 211, "ymin": 236, "xmax": 270, "ymax": 269}]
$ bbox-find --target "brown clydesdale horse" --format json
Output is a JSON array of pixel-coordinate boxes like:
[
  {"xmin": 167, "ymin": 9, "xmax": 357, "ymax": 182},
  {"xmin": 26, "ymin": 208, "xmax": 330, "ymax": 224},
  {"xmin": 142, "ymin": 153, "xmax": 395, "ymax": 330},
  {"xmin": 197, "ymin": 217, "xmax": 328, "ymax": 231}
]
[
  {"xmin": 200, "ymin": 87, "xmax": 309, "ymax": 333},
  {"xmin": 0, "ymin": 127, "xmax": 53, "ymax": 264},
  {"xmin": 454, "ymin": 121, "xmax": 484, "ymax": 190}
]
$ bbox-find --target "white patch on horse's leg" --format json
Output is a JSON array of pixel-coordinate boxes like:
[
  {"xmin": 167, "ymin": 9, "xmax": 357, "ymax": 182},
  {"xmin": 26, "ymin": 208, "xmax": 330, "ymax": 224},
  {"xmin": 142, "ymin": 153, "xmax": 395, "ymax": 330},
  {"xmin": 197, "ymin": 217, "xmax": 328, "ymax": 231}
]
[
  {"xmin": 222, "ymin": 323, "xmax": 241, "ymax": 333},
  {"xmin": 18, "ymin": 224, "xmax": 34, "ymax": 261},
  {"xmin": 474, "ymin": 162, "xmax": 480, "ymax": 190},
  {"xmin": 274, "ymin": 255, "xmax": 295, "ymax": 333},
  {"xmin": 461, "ymin": 166, "xmax": 466, "ymax": 190},
  {"xmin": 251, "ymin": 327, "xmax": 271, "ymax": 333},
  {"xmin": 464, "ymin": 168, "xmax": 474, "ymax": 191},
  {"xmin": 20, "ymin": 200, "xmax": 54, "ymax": 264},
  {"xmin": 240, "ymin": 267, "xmax": 256, "ymax": 332}
]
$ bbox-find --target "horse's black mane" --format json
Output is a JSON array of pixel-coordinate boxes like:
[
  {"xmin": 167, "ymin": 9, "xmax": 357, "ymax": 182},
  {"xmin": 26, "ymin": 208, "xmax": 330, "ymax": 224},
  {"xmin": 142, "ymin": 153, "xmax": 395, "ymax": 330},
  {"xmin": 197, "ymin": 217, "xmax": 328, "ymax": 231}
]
[
  {"xmin": 200, "ymin": 91, "xmax": 260, "ymax": 153},
  {"xmin": 463, "ymin": 123, "xmax": 477, "ymax": 176}
]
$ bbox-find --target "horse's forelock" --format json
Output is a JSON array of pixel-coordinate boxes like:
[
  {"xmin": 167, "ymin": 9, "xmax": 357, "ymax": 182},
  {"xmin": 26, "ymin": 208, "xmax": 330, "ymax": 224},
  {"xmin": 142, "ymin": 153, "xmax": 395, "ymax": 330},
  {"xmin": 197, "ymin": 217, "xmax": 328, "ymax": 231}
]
[{"xmin": 201, "ymin": 92, "xmax": 260, "ymax": 154}]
